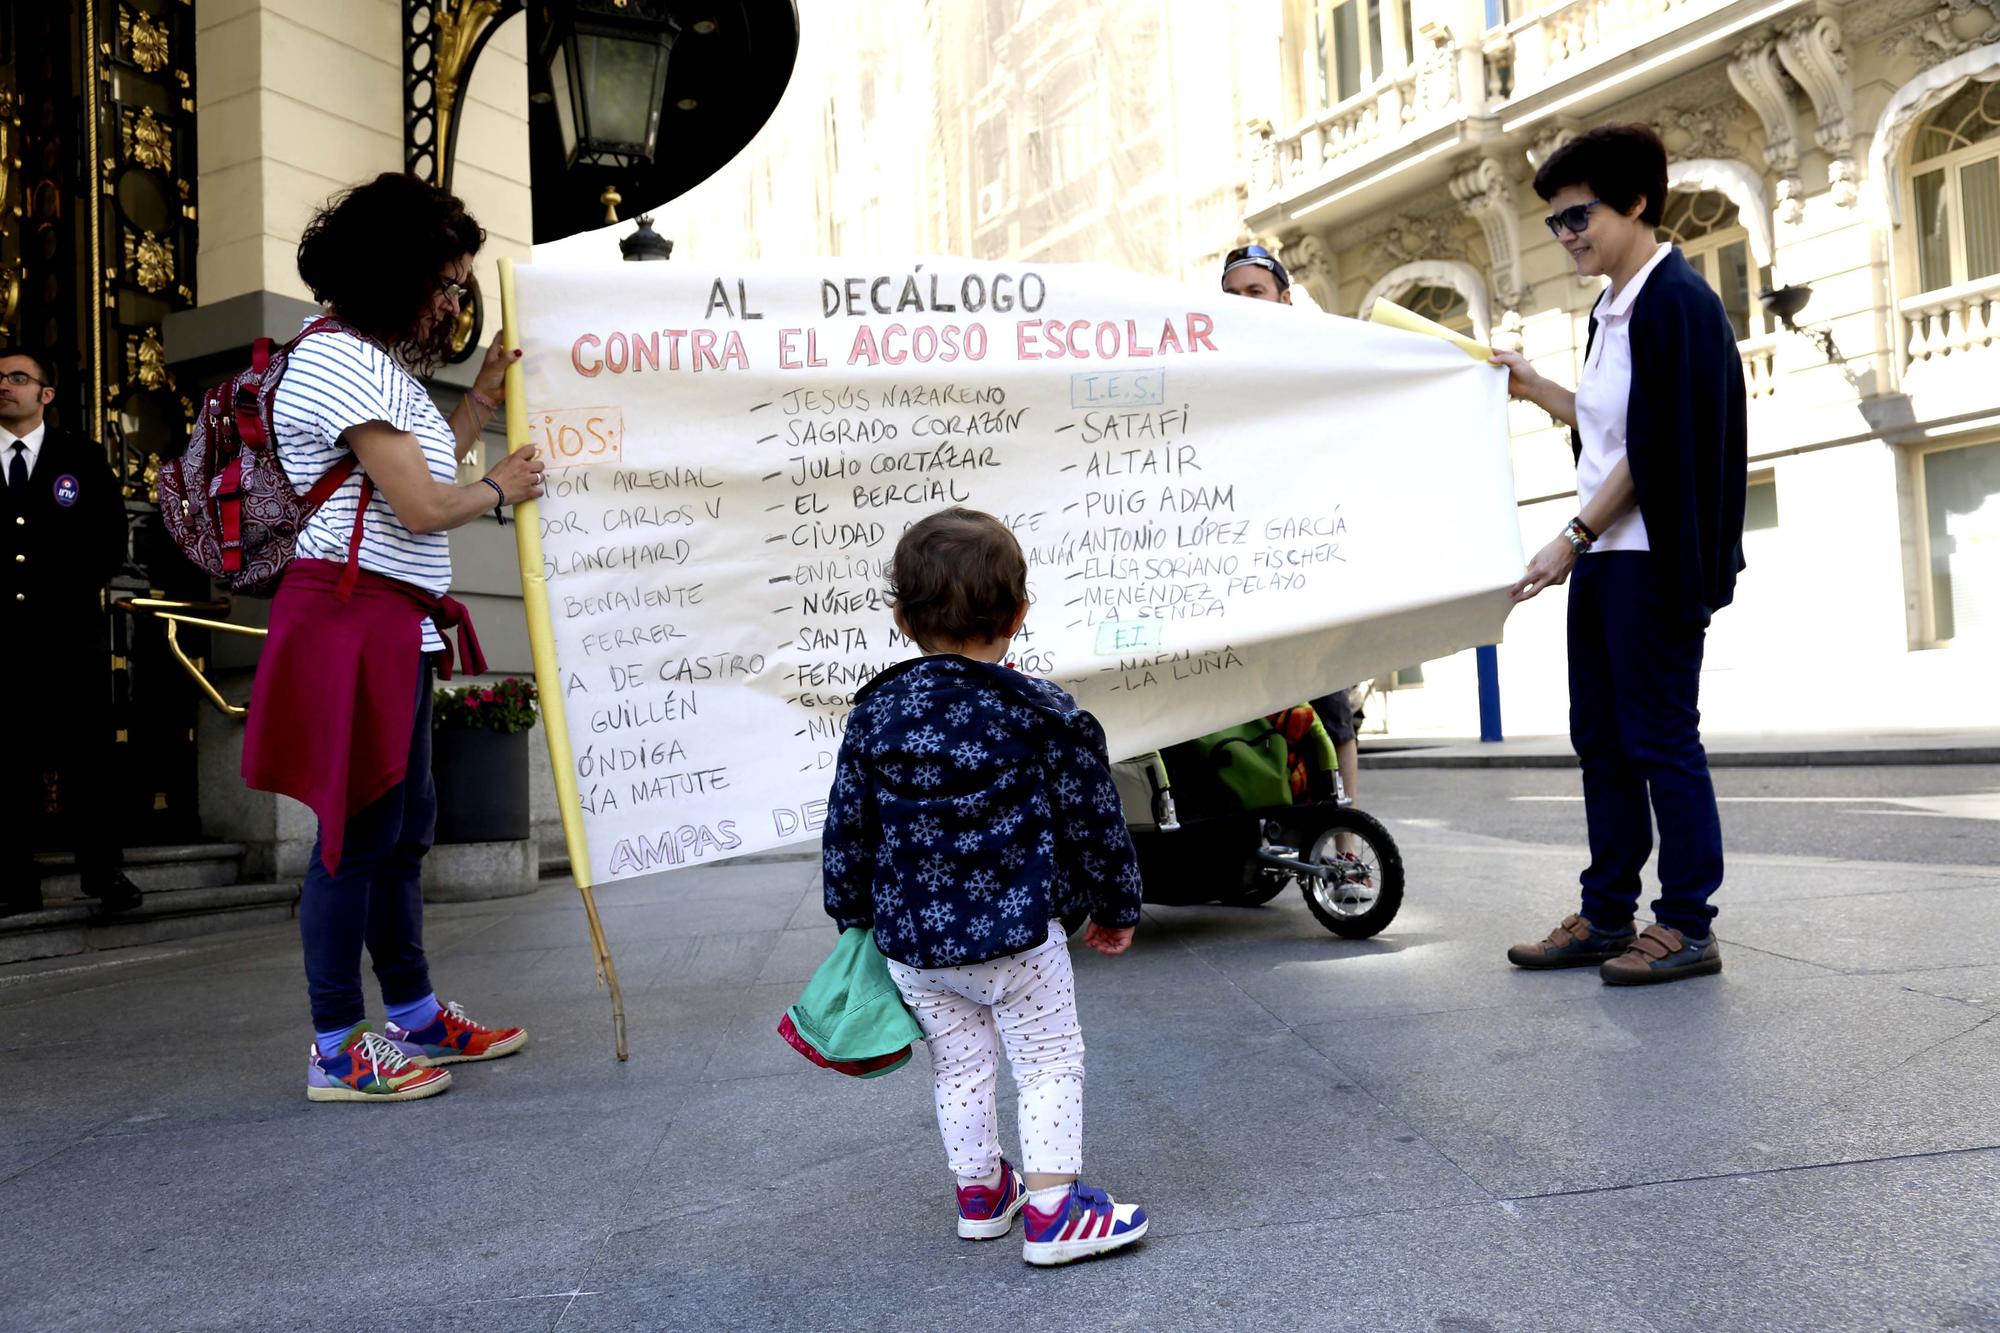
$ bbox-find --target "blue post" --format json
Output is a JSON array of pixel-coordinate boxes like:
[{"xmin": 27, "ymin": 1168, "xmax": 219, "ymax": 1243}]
[{"xmin": 1476, "ymin": 644, "xmax": 1503, "ymax": 743}]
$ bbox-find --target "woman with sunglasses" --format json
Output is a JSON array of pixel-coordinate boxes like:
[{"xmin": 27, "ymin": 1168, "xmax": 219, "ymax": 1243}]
[
  {"xmin": 1489, "ymin": 124, "xmax": 1748, "ymax": 986},
  {"xmin": 242, "ymin": 172, "xmax": 545, "ymax": 1101}
]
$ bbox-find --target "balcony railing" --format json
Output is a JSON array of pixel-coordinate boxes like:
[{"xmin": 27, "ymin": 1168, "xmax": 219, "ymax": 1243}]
[
  {"xmin": 1252, "ymin": 0, "xmax": 1734, "ymax": 209},
  {"xmin": 1900, "ymin": 273, "xmax": 2000, "ymax": 368},
  {"xmin": 1739, "ymin": 333, "xmax": 1778, "ymax": 399},
  {"xmin": 1500, "ymin": 0, "xmax": 1699, "ymax": 93}
]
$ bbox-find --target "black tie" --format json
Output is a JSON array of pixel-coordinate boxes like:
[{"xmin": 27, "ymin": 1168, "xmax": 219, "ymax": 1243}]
[{"xmin": 6, "ymin": 442, "xmax": 23, "ymax": 491}]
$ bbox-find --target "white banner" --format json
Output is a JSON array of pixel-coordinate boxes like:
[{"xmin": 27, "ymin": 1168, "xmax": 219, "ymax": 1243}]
[{"xmin": 510, "ymin": 259, "xmax": 1520, "ymax": 882}]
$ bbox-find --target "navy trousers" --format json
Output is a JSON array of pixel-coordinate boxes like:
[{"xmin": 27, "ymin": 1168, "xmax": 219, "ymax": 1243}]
[
  {"xmin": 299, "ymin": 658, "xmax": 437, "ymax": 1032},
  {"xmin": 1567, "ymin": 553, "xmax": 1723, "ymax": 935}
]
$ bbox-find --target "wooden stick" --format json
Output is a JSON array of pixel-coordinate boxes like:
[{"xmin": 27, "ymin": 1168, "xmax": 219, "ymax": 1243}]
[
  {"xmin": 577, "ymin": 885, "xmax": 629, "ymax": 1061},
  {"xmin": 499, "ymin": 258, "xmax": 625, "ymax": 1061}
]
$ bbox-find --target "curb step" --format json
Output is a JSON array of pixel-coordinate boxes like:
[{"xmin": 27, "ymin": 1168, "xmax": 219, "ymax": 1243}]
[
  {"xmin": 0, "ymin": 880, "xmax": 298, "ymax": 967},
  {"xmin": 33, "ymin": 842, "xmax": 246, "ymax": 896}
]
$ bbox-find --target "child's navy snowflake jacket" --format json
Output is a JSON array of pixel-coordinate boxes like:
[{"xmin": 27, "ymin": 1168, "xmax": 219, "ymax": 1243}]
[{"xmin": 821, "ymin": 654, "xmax": 1143, "ymax": 970}]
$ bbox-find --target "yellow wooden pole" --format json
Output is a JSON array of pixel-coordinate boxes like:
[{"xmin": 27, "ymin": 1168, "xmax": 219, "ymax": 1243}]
[{"xmin": 498, "ymin": 258, "xmax": 628, "ymax": 1061}]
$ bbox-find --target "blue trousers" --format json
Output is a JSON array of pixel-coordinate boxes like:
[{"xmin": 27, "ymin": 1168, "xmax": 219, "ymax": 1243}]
[
  {"xmin": 1567, "ymin": 553, "xmax": 1723, "ymax": 935},
  {"xmin": 300, "ymin": 658, "xmax": 437, "ymax": 1032}
]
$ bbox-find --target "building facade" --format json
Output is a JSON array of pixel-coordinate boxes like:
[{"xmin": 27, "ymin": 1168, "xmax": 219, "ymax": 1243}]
[{"xmin": 1244, "ymin": 0, "xmax": 2000, "ymax": 735}]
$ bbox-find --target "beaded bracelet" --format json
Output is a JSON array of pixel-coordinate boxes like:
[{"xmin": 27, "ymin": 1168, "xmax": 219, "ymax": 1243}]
[{"xmin": 467, "ymin": 387, "xmax": 500, "ymax": 413}]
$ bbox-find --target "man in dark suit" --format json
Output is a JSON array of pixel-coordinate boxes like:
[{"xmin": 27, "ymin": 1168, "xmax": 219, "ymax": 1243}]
[{"xmin": 2, "ymin": 346, "xmax": 141, "ymax": 916}]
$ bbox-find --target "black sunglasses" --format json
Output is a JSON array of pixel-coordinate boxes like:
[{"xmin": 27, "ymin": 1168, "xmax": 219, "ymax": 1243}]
[{"xmin": 1543, "ymin": 199, "xmax": 1603, "ymax": 237}]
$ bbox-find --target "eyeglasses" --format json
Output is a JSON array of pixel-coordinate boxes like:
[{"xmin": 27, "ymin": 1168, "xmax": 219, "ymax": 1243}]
[
  {"xmin": 1543, "ymin": 199, "xmax": 1603, "ymax": 237},
  {"xmin": 438, "ymin": 278, "xmax": 471, "ymax": 306},
  {"xmin": 0, "ymin": 371, "xmax": 47, "ymax": 388}
]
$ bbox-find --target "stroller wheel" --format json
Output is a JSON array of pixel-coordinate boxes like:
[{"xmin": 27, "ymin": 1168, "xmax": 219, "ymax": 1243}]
[{"xmin": 1291, "ymin": 808, "xmax": 1405, "ymax": 939}]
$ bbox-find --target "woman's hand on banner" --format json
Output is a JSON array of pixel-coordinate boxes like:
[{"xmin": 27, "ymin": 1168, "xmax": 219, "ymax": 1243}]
[
  {"xmin": 474, "ymin": 333, "xmax": 522, "ymax": 407},
  {"xmin": 1487, "ymin": 348, "xmax": 1542, "ymax": 397},
  {"xmin": 1489, "ymin": 349, "xmax": 1578, "ymax": 429},
  {"xmin": 1084, "ymin": 922, "xmax": 1136, "ymax": 956},
  {"xmin": 1509, "ymin": 534, "xmax": 1577, "ymax": 602},
  {"xmin": 486, "ymin": 443, "xmax": 545, "ymax": 505}
]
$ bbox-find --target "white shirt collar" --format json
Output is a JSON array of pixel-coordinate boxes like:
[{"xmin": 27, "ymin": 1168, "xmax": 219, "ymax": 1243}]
[
  {"xmin": 1597, "ymin": 241, "xmax": 1675, "ymax": 322},
  {"xmin": 4, "ymin": 420, "xmax": 46, "ymax": 478}
]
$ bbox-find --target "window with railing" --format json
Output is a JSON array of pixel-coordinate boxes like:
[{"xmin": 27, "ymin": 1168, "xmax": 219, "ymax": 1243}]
[
  {"xmin": 1656, "ymin": 191, "xmax": 1770, "ymax": 341},
  {"xmin": 1292, "ymin": 0, "xmax": 1409, "ymax": 114},
  {"xmin": 1908, "ymin": 80, "xmax": 2000, "ymax": 294}
]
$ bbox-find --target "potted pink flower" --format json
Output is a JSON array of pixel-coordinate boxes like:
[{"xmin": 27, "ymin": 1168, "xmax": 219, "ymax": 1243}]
[{"xmin": 431, "ymin": 676, "xmax": 538, "ymax": 844}]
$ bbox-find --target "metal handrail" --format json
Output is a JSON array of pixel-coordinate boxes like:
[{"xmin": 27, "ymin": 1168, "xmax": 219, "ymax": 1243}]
[{"xmin": 115, "ymin": 597, "xmax": 266, "ymax": 719}]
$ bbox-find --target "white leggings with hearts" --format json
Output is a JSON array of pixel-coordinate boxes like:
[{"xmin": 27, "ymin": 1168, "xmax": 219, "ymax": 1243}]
[{"xmin": 884, "ymin": 926, "xmax": 1085, "ymax": 1179}]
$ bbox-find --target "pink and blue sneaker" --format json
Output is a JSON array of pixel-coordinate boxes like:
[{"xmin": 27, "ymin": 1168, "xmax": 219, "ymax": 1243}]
[
  {"xmin": 305, "ymin": 1027, "xmax": 452, "ymax": 1103},
  {"xmin": 957, "ymin": 1158, "xmax": 1027, "ymax": 1240},
  {"xmin": 1021, "ymin": 1182, "xmax": 1149, "ymax": 1266},
  {"xmin": 383, "ymin": 1000, "xmax": 527, "ymax": 1066}
]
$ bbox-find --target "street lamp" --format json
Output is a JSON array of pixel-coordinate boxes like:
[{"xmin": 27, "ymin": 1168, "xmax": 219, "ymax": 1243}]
[
  {"xmin": 620, "ymin": 214, "xmax": 675, "ymax": 262},
  {"xmin": 546, "ymin": 1, "xmax": 681, "ymax": 171}
]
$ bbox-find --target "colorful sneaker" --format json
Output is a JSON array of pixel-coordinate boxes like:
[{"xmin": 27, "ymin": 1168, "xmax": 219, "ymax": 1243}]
[
  {"xmin": 1021, "ymin": 1182, "xmax": 1149, "ymax": 1266},
  {"xmin": 306, "ymin": 1028, "xmax": 452, "ymax": 1103},
  {"xmin": 957, "ymin": 1158, "xmax": 1027, "ymax": 1240},
  {"xmin": 384, "ymin": 1000, "xmax": 528, "ymax": 1066}
]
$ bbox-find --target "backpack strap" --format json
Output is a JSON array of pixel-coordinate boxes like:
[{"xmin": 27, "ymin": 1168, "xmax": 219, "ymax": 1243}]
[
  {"xmin": 336, "ymin": 476, "xmax": 373, "ymax": 600},
  {"xmin": 278, "ymin": 316, "xmax": 370, "ymax": 597}
]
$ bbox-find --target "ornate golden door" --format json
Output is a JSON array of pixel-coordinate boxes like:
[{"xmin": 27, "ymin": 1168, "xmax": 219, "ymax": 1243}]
[{"xmin": 5, "ymin": 0, "xmax": 203, "ymax": 845}]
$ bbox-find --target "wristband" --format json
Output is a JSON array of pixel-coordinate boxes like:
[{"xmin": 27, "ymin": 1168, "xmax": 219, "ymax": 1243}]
[
  {"xmin": 467, "ymin": 387, "xmax": 500, "ymax": 412},
  {"xmin": 481, "ymin": 475, "xmax": 507, "ymax": 526},
  {"xmin": 1561, "ymin": 517, "xmax": 1593, "ymax": 555}
]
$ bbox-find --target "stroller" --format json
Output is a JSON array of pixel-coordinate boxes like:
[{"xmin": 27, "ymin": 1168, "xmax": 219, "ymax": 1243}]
[{"xmin": 1105, "ymin": 703, "xmax": 1404, "ymax": 939}]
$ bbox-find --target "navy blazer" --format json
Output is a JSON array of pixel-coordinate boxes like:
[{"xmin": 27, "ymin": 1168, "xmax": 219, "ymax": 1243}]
[
  {"xmin": 1, "ymin": 426, "xmax": 127, "ymax": 634},
  {"xmin": 1574, "ymin": 248, "xmax": 1749, "ymax": 621}
]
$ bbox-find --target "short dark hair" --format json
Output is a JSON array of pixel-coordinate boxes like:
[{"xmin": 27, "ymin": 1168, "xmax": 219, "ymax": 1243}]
[
  {"xmin": 0, "ymin": 345, "xmax": 54, "ymax": 388},
  {"xmin": 1532, "ymin": 124, "xmax": 1670, "ymax": 227},
  {"xmin": 296, "ymin": 172, "xmax": 484, "ymax": 372},
  {"xmin": 889, "ymin": 508, "xmax": 1029, "ymax": 652}
]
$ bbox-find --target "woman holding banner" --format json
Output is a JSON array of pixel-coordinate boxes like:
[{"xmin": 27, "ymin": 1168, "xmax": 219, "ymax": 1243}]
[
  {"xmin": 1489, "ymin": 125, "xmax": 1747, "ymax": 987},
  {"xmin": 242, "ymin": 173, "xmax": 546, "ymax": 1101}
]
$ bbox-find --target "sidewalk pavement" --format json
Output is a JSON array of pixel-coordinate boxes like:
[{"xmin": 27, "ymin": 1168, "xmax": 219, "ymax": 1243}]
[
  {"xmin": 1363, "ymin": 727, "xmax": 2000, "ymax": 768},
  {"xmin": 2, "ymin": 821, "xmax": 1998, "ymax": 1331}
]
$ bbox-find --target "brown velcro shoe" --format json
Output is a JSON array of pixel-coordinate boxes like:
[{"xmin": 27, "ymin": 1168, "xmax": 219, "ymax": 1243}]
[
  {"xmin": 1599, "ymin": 924, "xmax": 1722, "ymax": 986},
  {"xmin": 1506, "ymin": 913, "xmax": 1636, "ymax": 970}
]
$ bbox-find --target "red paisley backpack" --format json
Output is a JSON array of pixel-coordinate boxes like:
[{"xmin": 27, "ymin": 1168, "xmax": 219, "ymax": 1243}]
[{"xmin": 158, "ymin": 317, "xmax": 371, "ymax": 596}]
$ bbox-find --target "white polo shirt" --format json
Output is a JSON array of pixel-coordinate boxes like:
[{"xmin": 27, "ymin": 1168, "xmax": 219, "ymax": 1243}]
[{"xmin": 1574, "ymin": 241, "xmax": 1675, "ymax": 553}]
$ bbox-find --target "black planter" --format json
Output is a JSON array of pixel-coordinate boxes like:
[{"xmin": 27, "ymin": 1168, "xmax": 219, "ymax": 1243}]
[{"xmin": 432, "ymin": 726, "xmax": 531, "ymax": 845}]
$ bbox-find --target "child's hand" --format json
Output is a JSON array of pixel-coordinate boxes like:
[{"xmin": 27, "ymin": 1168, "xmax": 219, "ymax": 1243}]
[{"xmin": 1084, "ymin": 922, "xmax": 1135, "ymax": 956}]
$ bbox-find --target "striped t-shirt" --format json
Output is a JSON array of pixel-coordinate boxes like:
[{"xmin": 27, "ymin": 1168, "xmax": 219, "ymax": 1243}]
[{"xmin": 272, "ymin": 324, "xmax": 457, "ymax": 652}]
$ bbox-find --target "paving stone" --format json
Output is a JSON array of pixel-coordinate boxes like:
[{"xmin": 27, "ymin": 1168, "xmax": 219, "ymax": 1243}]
[
  {"xmin": 1513, "ymin": 1149, "xmax": 2000, "ymax": 1333},
  {"xmin": 1296, "ymin": 974, "xmax": 2000, "ymax": 1198}
]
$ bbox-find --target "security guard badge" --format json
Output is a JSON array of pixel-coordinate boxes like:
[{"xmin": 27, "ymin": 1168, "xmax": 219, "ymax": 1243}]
[{"xmin": 54, "ymin": 473, "xmax": 79, "ymax": 507}]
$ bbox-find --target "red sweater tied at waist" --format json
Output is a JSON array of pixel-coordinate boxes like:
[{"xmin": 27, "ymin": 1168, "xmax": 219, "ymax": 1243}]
[{"xmin": 242, "ymin": 559, "xmax": 487, "ymax": 872}]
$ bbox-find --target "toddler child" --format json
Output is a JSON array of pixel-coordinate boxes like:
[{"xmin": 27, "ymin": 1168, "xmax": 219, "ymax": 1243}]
[{"xmin": 821, "ymin": 506, "xmax": 1150, "ymax": 1266}]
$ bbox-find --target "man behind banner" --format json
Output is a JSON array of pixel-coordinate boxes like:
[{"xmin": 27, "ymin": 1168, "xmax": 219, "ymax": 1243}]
[
  {"xmin": 1217, "ymin": 245, "xmax": 1365, "ymax": 822},
  {"xmin": 1491, "ymin": 124, "xmax": 1747, "ymax": 986}
]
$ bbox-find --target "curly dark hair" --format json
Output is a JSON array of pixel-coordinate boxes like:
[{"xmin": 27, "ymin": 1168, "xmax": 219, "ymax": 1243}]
[
  {"xmin": 296, "ymin": 173, "xmax": 484, "ymax": 372},
  {"xmin": 889, "ymin": 508, "xmax": 1029, "ymax": 652},
  {"xmin": 1532, "ymin": 123, "xmax": 1670, "ymax": 227}
]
